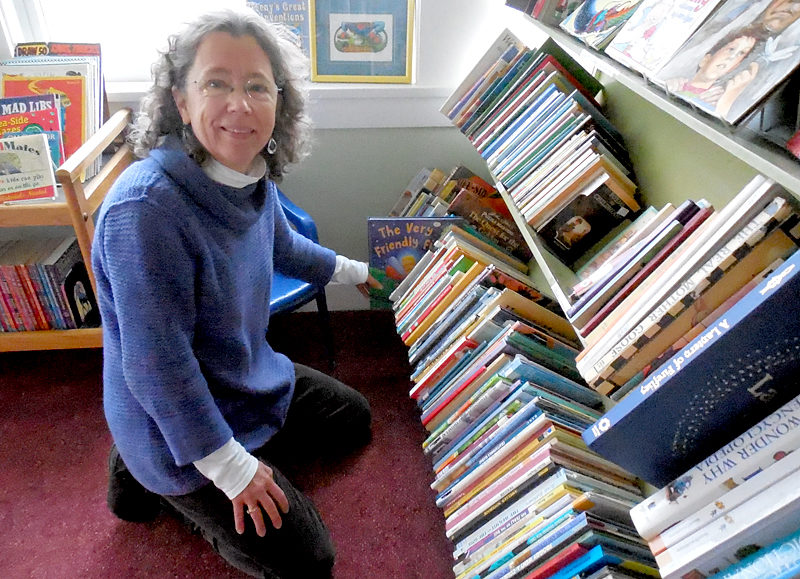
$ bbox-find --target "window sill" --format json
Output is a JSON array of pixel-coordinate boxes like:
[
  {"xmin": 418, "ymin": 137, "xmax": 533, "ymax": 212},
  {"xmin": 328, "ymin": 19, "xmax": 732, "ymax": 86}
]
[{"xmin": 106, "ymin": 82, "xmax": 454, "ymax": 129}]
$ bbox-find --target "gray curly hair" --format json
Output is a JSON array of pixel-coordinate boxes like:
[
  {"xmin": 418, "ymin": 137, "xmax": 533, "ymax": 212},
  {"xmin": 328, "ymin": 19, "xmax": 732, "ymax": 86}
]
[{"xmin": 128, "ymin": 9, "xmax": 312, "ymax": 181}]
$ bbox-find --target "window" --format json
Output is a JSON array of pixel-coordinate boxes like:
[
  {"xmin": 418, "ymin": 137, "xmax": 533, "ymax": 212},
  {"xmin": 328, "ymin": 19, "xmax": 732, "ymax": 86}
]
[{"xmin": 0, "ymin": 0, "xmax": 534, "ymax": 128}]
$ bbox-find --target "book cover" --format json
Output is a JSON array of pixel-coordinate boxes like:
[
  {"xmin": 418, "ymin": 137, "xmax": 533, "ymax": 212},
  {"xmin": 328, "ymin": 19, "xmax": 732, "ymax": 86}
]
[
  {"xmin": 446, "ymin": 187, "xmax": 534, "ymax": 262},
  {"xmin": 630, "ymin": 393, "xmax": 800, "ymax": 541},
  {"xmin": 653, "ymin": 0, "xmax": 800, "ymax": 124},
  {"xmin": 0, "ymin": 93, "xmax": 64, "ymax": 166},
  {"xmin": 0, "ymin": 133, "xmax": 58, "ymax": 202},
  {"xmin": 604, "ymin": 0, "xmax": 725, "ymax": 78},
  {"xmin": 582, "ymin": 248, "xmax": 800, "ymax": 487},
  {"xmin": 41, "ymin": 237, "xmax": 98, "ymax": 328},
  {"xmin": 1, "ymin": 73, "xmax": 86, "ymax": 158},
  {"xmin": 247, "ymin": 1, "xmax": 311, "ymax": 58},
  {"xmin": 559, "ymin": 0, "xmax": 645, "ymax": 50},
  {"xmin": 537, "ymin": 178, "xmax": 639, "ymax": 267},
  {"xmin": 367, "ymin": 216, "xmax": 463, "ymax": 309}
]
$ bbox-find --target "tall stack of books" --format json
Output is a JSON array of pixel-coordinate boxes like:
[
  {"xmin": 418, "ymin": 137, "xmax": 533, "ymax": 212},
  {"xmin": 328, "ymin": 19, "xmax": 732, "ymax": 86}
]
[
  {"xmin": 440, "ymin": 29, "xmax": 641, "ymax": 269},
  {"xmin": 388, "ymin": 223, "xmax": 660, "ymax": 577}
]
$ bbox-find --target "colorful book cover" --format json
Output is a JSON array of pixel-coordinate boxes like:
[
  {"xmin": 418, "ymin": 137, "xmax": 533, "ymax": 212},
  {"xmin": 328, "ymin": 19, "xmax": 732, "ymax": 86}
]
[
  {"xmin": 582, "ymin": 248, "xmax": 800, "ymax": 487},
  {"xmin": 653, "ymin": 0, "xmax": 800, "ymax": 124},
  {"xmin": 707, "ymin": 525, "xmax": 800, "ymax": 579},
  {"xmin": 247, "ymin": 1, "xmax": 311, "ymax": 58},
  {"xmin": 366, "ymin": 216, "xmax": 463, "ymax": 309},
  {"xmin": 0, "ymin": 132, "xmax": 57, "ymax": 202},
  {"xmin": 559, "ymin": 0, "xmax": 645, "ymax": 50},
  {"xmin": 0, "ymin": 93, "xmax": 64, "ymax": 166},
  {"xmin": 604, "ymin": 0, "xmax": 725, "ymax": 78},
  {"xmin": 1, "ymin": 74, "xmax": 86, "ymax": 158}
]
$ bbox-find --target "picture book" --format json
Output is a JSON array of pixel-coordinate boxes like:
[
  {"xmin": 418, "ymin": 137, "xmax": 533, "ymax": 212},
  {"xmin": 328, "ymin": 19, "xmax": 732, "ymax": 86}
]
[
  {"xmin": 536, "ymin": 177, "xmax": 640, "ymax": 267},
  {"xmin": 42, "ymin": 237, "xmax": 99, "ymax": 328},
  {"xmin": 0, "ymin": 133, "xmax": 58, "ymax": 203},
  {"xmin": 0, "ymin": 71, "xmax": 87, "ymax": 159},
  {"xmin": 367, "ymin": 216, "xmax": 463, "ymax": 309},
  {"xmin": 653, "ymin": 0, "xmax": 800, "ymax": 124},
  {"xmin": 446, "ymin": 187, "xmax": 533, "ymax": 262},
  {"xmin": 604, "ymin": 0, "xmax": 725, "ymax": 78},
  {"xmin": 0, "ymin": 93, "xmax": 64, "ymax": 166},
  {"xmin": 559, "ymin": 0, "xmax": 646, "ymax": 50},
  {"xmin": 629, "ymin": 392, "xmax": 800, "ymax": 541},
  {"xmin": 247, "ymin": 1, "xmax": 311, "ymax": 58},
  {"xmin": 582, "ymin": 248, "xmax": 800, "ymax": 487}
]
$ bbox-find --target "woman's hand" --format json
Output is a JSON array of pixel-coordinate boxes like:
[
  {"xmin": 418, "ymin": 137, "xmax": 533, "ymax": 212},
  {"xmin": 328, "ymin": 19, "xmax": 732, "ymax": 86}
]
[
  {"xmin": 232, "ymin": 461, "xmax": 289, "ymax": 536},
  {"xmin": 356, "ymin": 273, "xmax": 383, "ymax": 299}
]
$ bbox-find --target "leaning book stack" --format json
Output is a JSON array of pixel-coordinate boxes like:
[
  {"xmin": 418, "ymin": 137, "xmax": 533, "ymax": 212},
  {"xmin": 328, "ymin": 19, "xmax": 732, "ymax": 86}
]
[
  {"xmin": 387, "ymin": 221, "xmax": 659, "ymax": 577},
  {"xmin": 440, "ymin": 28, "xmax": 641, "ymax": 270}
]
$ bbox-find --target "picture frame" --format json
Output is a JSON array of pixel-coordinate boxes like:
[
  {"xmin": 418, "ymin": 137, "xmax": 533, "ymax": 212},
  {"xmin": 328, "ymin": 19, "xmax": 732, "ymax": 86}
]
[{"xmin": 310, "ymin": 0, "xmax": 415, "ymax": 83}]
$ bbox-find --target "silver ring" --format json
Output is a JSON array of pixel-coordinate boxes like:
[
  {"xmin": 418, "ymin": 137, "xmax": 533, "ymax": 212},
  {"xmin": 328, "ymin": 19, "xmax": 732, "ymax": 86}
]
[{"xmin": 247, "ymin": 506, "xmax": 259, "ymax": 514}]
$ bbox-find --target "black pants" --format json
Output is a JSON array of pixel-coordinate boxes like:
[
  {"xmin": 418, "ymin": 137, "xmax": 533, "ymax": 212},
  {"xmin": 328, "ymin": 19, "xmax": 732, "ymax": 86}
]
[{"xmin": 162, "ymin": 363, "xmax": 372, "ymax": 579}]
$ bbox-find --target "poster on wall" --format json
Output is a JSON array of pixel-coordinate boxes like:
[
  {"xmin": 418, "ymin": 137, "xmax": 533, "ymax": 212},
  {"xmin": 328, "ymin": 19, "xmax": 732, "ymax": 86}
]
[
  {"xmin": 247, "ymin": 1, "xmax": 311, "ymax": 58},
  {"xmin": 310, "ymin": 0, "xmax": 415, "ymax": 83}
]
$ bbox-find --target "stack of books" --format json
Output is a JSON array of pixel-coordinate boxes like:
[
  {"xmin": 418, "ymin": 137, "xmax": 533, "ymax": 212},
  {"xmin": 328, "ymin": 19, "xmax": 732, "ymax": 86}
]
[
  {"xmin": 0, "ymin": 41, "xmax": 105, "ymax": 180},
  {"xmin": 628, "ymin": 391, "xmax": 800, "ymax": 578},
  {"xmin": 440, "ymin": 28, "xmax": 640, "ymax": 269},
  {"xmin": 0, "ymin": 236, "xmax": 99, "ymax": 331},
  {"xmin": 388, "ymin": 226, "xmax": 660, "ymax": 577}
]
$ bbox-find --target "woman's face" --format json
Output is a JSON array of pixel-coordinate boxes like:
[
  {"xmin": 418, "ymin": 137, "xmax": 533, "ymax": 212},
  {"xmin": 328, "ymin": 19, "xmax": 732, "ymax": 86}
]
[{"xmin": 172, "ymin": 31, "xmax": 279, "ymax": 173}]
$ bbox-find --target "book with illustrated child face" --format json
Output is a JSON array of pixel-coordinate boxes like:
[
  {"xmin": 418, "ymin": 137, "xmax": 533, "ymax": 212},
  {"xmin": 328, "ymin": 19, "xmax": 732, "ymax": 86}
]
[{"xmin": 654, "ymin": 0, "xmax": 800, "ymax": 124}]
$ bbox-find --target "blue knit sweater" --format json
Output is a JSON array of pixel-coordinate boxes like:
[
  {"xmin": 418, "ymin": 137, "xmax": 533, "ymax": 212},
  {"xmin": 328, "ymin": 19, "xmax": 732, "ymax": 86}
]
[{"xmin": 92, "ymin": 139, "xmax": 336, "ymax": 495}]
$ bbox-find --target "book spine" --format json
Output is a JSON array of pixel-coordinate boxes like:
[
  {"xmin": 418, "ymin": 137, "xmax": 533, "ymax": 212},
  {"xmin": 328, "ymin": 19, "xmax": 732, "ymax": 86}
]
[
  {"xmin": 0, "ymin": 269, "xmax": 23, "ymax": 330},
  {"xmin": 656, "ymin": 471, "xmax": 800, "ymax": 578},
  {"xmin": 629, "ymin": 394, "xmax": 800, "ymax": 540},
  {"xmin": 33, "ymin": 263, "xmax": 65, "ymax": 329},
  {"xmin": 585, "ymin": 196, "xmax": 793, "ymax": 384},
  {"xmin": 43, "ymin": 264, "xmax": 77, "ymax": 329},
  {"xmin": 1, "ymin": 265, "xmax": 36, "ymax": 331},
  {"xmin": 17, "ymin": 264, "xmax": 52, "ymax": 330},
  {"xmin": 649, "ymin": 447, "xmax": 800, "ymax": 555}
]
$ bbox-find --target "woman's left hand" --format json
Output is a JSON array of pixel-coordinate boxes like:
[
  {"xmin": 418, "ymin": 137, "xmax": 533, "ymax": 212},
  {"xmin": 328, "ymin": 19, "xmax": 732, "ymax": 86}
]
[{"xmin": 356, "ymin": 274, "xmax": 382, "ymax": 299}]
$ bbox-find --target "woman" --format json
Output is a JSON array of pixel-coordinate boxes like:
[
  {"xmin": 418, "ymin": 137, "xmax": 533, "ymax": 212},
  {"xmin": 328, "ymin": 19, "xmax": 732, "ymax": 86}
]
[{"xmin": 93, "ymin": 9, "xmax": 379, "ymax": 578}]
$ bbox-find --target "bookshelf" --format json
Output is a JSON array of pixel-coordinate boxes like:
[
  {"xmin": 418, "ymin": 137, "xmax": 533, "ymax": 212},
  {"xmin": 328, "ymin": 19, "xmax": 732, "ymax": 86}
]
[
  {"xmin": 0, "ymin": 107, "xmax": 133, "ymax": 352},
  {"xmin": 503, "ymin": 16, "xmax": 800, "ymax": 312}
]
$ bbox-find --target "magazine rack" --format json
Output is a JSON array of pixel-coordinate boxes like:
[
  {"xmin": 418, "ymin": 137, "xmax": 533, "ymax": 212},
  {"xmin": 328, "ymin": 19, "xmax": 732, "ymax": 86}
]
[{"xmin": 0, "ymin": 107, "xmax": 134, "ymax": 351}]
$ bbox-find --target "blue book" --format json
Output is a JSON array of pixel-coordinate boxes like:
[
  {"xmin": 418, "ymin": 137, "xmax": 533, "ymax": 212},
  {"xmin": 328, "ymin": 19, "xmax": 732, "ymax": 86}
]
[
  {"xmin": 544, "ymin": 544, "xmax": 649, "ymax": 579},
  {"xmin": 583, "ymin": 248, "xmax": 800, "ymax": 487},
  {"xmin": 708, "ymin": 525, "xmax": 800, "ymax": 579}
]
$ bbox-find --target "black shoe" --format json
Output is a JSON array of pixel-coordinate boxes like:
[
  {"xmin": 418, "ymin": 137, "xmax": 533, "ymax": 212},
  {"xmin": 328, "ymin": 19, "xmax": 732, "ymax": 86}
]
[{"xmin": 107, "ymin": 444, "xmax": 161, "ymax": 522}]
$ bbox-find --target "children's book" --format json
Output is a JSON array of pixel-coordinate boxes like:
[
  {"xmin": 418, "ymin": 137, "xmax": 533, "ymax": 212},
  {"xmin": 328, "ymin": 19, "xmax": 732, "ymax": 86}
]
[
  {"xmin": 367, "ymin": 216, "xmax": 463, "ymax": 309},
  {"xmin": 653, "ymin": 0, "xmax": 800, "ymax": 125},
  {"xmin": 559, "ymin": 0, "xmax": 645, "ymax": 50},
  {"xmin": 0, "ymin": 93, "xmax": 64, "ymax": 166},
  {"xmin": 0, "ymin": 133, "xmax": 58, "ymax": 203},
  {"xmin": 604, "ymin": 0, "xmax": 725, "ymax": 78}
]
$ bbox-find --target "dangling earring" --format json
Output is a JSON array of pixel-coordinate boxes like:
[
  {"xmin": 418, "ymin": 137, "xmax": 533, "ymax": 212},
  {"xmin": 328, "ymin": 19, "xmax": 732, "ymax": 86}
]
[{"xmin": 267, "ymin": 138, "xmax": 277, "ymax": 155}]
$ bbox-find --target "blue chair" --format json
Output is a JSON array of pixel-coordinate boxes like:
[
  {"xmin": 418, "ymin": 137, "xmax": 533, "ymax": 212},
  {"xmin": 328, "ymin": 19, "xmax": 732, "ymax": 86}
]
[{"xmin": 270, "ymin": 188, "xmax": 335, "ymax": 365}]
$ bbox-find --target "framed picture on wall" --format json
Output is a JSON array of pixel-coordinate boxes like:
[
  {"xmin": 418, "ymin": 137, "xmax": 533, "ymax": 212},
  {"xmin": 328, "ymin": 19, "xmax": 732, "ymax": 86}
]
[{"xmin": 310, "ymin": 0, "xmax": 415, "ymax": 83}]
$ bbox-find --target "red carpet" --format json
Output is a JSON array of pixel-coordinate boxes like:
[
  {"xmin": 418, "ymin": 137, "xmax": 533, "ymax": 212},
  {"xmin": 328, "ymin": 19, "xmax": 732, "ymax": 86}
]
[{"xmin": 0, "ymin": 310, "xmax": 453, "ymax": 578}]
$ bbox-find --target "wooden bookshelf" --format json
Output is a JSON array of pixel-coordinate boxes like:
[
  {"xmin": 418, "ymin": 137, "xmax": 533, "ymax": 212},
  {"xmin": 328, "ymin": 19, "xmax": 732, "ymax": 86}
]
[{"xmin": 0, "ymin": 108, "xmax": 134, "ymax": 351}]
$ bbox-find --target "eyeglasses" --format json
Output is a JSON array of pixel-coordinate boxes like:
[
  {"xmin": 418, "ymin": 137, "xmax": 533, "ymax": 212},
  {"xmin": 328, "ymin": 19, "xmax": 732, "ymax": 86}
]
[{"xmin": 193, "ymin": 78, "xmax": 282, "ymax": 103}]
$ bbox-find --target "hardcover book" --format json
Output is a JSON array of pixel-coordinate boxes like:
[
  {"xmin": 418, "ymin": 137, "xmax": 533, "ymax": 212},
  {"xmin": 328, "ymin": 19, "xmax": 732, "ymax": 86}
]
[
  {"xmin": 630, "ymin": 392, "xmax": 800, "ymax": 541},
  {"xmin": 604, "ymin": 0, "xmax": 725, "ymax": 78},
  {"xmin": 653, "ymin": 0, "xmax": 800, "ymax": 125},
  {"xmin": 0, "ymin": 132, "xmax": 58, "ymax": 203},
  {"xmin": 582, "ymin": 248, "xmax": 800, "ymax": 487},
  {"xmin": 559, "ymin": 0, "xmax": 645, "ymax": 50},
  {"xmin": 367, "ymin": 216, "xmax": 463, "ymax": 309}
]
